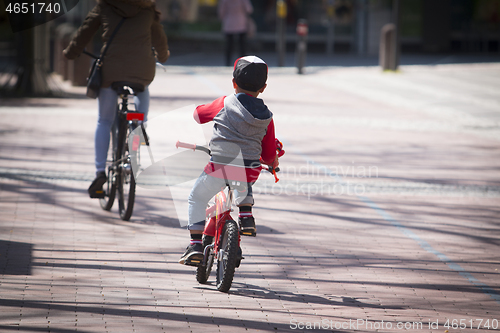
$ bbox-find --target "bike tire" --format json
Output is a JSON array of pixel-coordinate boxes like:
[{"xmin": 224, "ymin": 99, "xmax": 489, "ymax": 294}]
[
  {"xmin": 196, "ymin": 237, "xmax": 214, "ymax": 284},
  {"xmin": 99, "ymin": 167, "xmax": 116, "ymax": 211},
  {"xmin": 216, "ymin": 220, "xmax": 239, "ymax": 292},
  {"xmin": 99, "ymin": 117, "xmax": 119, "ymax": 211},
  {"xmin": 117, "ymin": 169, "xmax": 135, "ymax": 221},
  {"xmin": 117, "ymin": 124, "xmax": 136, "ymax": 221}
]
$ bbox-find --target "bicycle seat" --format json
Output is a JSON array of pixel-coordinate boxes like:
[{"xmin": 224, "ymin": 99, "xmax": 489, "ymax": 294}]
[{"xmin": 111, "ymin": 81, "xmax": 145, "ymax": 95}]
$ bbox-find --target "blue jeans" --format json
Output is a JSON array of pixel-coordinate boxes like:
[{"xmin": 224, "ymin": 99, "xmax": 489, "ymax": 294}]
[
  {"xmin": 188, "ymin": 171, "xmax": 254, "ymax": 231},
  {"xmin": 95, "ymin": 86, "xmax": 150, "ymax": 173}
]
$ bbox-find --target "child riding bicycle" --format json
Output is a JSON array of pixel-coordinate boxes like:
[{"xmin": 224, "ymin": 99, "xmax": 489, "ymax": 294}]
[{"xmin": 179, "ymin": 56, "xmax": 281, "ymax": 266}]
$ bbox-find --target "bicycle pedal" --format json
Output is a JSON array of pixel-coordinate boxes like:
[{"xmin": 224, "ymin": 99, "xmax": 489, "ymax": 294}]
[
  {"xmin": 89, "ymin": 190, "xmax": 106, "ymax": 199},
  {"xmin": 187, "ymin": 259, "xmax": 201, "ymax": 266},
  {"xmin": 240, "ymin": 230, "xmax": 256, "ymax": 237},
  {"xmin": 182, "ymin": 253, "xmax": 203, "ymax": 267}
]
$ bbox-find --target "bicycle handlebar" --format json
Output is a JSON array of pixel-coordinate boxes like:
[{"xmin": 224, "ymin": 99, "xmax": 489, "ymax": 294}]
[
  {"xmin": 176, "ymin": 141, "xmax": 197, "ymax": 151},
  {"xmin": 263, "ymin": 164, "xmax": 280, "ymax": 183},
  {"xmin": 176, "ymin": 140, "xmax": 211, "ymax": 155}
]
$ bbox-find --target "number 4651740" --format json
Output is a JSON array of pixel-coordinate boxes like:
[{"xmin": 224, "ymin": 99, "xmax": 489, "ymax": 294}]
[
  {"xmin": 444, "ymin": 319, "xmax": 499, "ymax": 330},
  {"xmin": 6, "ymin": 2, "xmax": 62, "ymax": 14}
]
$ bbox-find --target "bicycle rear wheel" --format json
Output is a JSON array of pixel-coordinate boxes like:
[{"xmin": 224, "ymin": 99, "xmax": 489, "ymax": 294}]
[
  {"xmin": 216, "ymin": 220, "xmax": 239, "ymax": 292},
  {"xmin": 117, "ymin": 151, "xmax": 136, "ymax": 221},
  {"xmin": 117, "ymin": 125, "xmax": 136, "ymax": 221},
  {"xmin": 100, "ymin": 119, "xmax": 119, "ymax": 211},
  {"xmin": 196, "ymin": 236, "xmax": 214, "ymax": 284},
  {"xmin": 99, "ymin": 166, "xmax": 116, "ymax": 211}
]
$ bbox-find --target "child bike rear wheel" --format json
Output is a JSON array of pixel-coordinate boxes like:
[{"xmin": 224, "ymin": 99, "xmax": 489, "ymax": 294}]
[
  {"xmin": 196, "ymin": 237, "xmax": 214, "ymax": 284},
  {"xmin": 216, "ymin": 220, "xmax": 239, "ymax": 292}
]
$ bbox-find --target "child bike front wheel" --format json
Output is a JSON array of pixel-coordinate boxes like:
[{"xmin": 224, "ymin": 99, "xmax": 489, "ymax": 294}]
[{"xmin": 216, "ymin": 220, "xmax": 239, "ymax": 292}]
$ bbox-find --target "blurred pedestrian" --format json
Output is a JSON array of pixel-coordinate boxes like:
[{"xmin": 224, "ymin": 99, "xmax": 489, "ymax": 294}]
[
  {"xmin": 63, "ymin": 0, "xmax": 169, "ymax": 198},
  {"xmin": 218, "ymin": 0, "xmax": 253, "ymax": 66}
]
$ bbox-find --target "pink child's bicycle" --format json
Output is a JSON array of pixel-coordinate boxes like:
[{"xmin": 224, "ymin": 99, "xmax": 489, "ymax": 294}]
[{"xmin": 176, "ymin": 141, "xmax": 280, "ymax": 292}]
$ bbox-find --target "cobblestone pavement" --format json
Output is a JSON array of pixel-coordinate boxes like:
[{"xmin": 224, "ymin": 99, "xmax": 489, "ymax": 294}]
[{"xmin": 0, "ymin": 61, "xmax": 499, "ymax": 333}]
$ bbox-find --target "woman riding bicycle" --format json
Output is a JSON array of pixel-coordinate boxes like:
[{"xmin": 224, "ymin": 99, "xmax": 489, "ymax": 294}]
[{"xmin": 63, "ymin": 0, "xmax": 170, "ymax": 198}]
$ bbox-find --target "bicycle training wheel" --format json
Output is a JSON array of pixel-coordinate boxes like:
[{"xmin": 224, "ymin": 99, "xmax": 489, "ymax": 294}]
[
  {"xmin": 196, "ymin": 236, "xmax": 214, "ymax": 284},
  {"xmin": 117, "ymin": 130, "xmax": 136, "ymax": 221},
  {"xmin": 215, "ymin": 220, "xmax": 239, "ymax": 292}
]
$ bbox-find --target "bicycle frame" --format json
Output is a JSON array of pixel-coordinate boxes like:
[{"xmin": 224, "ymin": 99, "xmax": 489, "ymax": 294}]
[{"xmin": 202, "ymin": 186, "xmax": 241, "ymax": 266}]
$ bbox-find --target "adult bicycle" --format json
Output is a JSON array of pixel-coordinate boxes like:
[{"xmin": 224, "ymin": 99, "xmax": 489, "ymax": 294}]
[
  {"xmin": 84, "ymin": 50, "xmax": 162, "ymax": 221},
  {"xmin": 83, "ymin": 50, "xmax": 152, "ymax": 221},
  {"xmin": 176, "ymin": 141, "xmax": 279, "ymax": 292},
  {"xmin": 98, "ymin": 81, "xmax": 150, "ymax": 221}
]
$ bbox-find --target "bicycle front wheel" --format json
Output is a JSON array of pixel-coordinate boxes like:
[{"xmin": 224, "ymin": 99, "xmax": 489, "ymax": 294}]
[{"xmin": 216, "ymin": 220, "xmax": 239, "ymax": 292}]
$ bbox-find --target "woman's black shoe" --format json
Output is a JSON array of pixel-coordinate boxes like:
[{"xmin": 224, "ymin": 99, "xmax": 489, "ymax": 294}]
[{"xmin": 88, "ymin": 171, "xmax": 107, "ymax": 198}]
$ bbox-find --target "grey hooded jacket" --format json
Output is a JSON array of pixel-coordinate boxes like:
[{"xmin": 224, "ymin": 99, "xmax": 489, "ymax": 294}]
[{"xmin": 210, "ymin": 93, "xmax": 273, "ymax": 165}]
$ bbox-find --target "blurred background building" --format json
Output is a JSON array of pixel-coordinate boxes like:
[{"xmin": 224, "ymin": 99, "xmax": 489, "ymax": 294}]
[
  {"xmin": 156, "ymin": 0, "xmax": 500, "ymax": 55},
  {"xmin": 0, "ymin": 0, "xmax": 499, "ymax": 95}
]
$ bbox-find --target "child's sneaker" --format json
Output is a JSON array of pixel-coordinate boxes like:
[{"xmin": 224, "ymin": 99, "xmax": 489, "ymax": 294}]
[
  {"xmin": 88, "ymin": 171, "xmax": 107, "ymax": 198},
  {"xmin": 179, "ymin": 243, "xmax": 203, "ymax": 266},
  {"xmin": 239, "ymin": 216, "xmax": 256, "ymax": 237}
]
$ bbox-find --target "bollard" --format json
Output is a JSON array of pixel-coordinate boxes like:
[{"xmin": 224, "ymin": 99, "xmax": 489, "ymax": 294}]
[
  {"xmin": 276, "ymin": 0, "xmax": 287, "ymax": 67},
  {"xmin": 326, "ymin": 0, "xmax": 335, "ymax": 55},
  {"xmin": 379, "ymin": 23, "xmax": 398, "ymax": 71},
  {"xmin": 296, "ymin": 19, "xmax": 308, "ymax": 74}
]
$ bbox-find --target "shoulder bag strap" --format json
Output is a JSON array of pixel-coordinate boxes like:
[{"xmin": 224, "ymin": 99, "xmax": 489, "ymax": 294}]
[{"xmin": 100, "ymin": 17, "xmax": 126, "ymax": 59}]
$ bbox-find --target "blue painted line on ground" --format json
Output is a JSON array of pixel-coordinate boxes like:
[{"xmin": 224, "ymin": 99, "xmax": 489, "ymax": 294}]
[
  {"xmin": 297, "ymin": 149, "xmax": 500, "ymax": 305},
  {"xmin": 361, "ymin": 197, "xmax": 500, "ymax": 305}
]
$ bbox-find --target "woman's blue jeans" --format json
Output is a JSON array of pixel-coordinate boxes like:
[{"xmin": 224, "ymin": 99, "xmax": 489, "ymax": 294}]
[{"xmin": 95, "ymin": 86, "xmax": 149, "ymax": 173}]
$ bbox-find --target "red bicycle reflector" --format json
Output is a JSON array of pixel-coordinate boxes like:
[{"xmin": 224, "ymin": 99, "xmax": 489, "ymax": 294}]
[
  {"xmin": 127, "ymin": 113, "xmax": 144, "ymax": 121},
  {"xmin": 132, "ymin": 135, "xmax": 140, "ymax": 151}
]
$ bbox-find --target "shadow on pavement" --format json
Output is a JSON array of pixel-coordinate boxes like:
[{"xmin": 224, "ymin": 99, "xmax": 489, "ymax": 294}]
[
  {"xmin": 0, "ymin": 297, "xmax": 316, "ymax": 332},
  {"xmin": 0, "ymin": 240, "xmax": 33, "ymax": 275}
]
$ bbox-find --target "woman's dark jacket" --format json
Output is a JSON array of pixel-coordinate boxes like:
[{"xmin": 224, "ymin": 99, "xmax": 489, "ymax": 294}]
[{"xmin": 64, "ymin": 0, "xmax": 169, "ymax": 88}]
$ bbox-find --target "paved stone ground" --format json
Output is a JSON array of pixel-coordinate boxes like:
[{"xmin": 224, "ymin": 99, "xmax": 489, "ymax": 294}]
[{"xmin": 0, "ymin": 60, "xmax": 499, "ymax": 333}]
